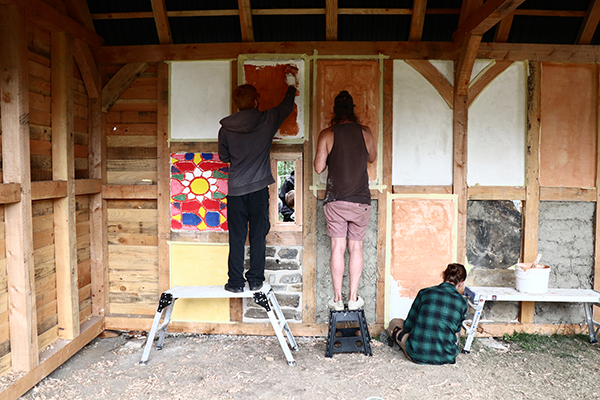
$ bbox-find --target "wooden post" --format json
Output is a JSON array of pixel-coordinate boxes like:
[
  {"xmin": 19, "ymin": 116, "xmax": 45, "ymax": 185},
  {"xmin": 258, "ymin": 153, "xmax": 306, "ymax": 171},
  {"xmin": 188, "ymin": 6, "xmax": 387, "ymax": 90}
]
[
  {"xmin": 452, "ymin": 90, "xmax": 468, "ymax": 263},
  {"xmin": 595, "ymin": 63, "xmax": 600, "ymax": 321},
  {"xmin": 90, "ymin": 66, "xmax": 108, "ymax": 317},
  {"xmin": 0, "ymin": 4, "xmax": 39, "ymax": 371},
  {"xmin": 51, "ymin": 30, "xmax": 80, "ymax": 339},
  {"xmin": 521, "ymin": 61, "xmax": 542, "ymax": 324},
  {"xmin": 157, "ymin": 62, "xmax": 171, "ymax": 294}
]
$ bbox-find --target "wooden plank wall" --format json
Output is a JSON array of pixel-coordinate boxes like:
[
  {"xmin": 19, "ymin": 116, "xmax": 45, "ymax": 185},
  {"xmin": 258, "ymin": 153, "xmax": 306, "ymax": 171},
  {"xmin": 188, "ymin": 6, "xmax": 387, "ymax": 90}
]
[
  {"xmin": 0, "ymin": 208, "xmax": 8, "ymax": 375},
  {"xmin": 105, "ymin": 64, "xmax": 159, "ymax": 316}
]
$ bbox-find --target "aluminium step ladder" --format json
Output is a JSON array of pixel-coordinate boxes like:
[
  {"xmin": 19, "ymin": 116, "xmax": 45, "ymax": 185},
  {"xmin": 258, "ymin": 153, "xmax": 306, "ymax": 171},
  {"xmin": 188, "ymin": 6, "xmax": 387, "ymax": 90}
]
[{"xmin": 140, "ymin": 283, "xmax": 298, "ymax": 366}]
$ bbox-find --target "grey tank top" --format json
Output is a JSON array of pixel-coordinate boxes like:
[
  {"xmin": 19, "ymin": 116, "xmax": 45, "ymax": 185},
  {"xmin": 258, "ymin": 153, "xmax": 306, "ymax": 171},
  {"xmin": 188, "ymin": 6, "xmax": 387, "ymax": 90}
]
[{"xmin": 324, "ymin": 122, "xmax": 371, "ymax": 205}]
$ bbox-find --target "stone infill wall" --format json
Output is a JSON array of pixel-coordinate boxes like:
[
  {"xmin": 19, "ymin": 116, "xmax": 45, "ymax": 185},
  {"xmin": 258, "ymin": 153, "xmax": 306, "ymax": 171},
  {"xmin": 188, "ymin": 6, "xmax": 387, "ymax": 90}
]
[{"xmin": 243, "ymin": 246, "xmax": 303, "ymax": 322}]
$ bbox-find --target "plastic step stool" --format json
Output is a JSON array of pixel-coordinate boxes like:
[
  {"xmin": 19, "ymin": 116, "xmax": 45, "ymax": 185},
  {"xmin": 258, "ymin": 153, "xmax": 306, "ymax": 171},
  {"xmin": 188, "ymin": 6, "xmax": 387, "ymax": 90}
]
[{"xmin": 325, "ymin": 308, "xmax": 372, "ymax": 357}]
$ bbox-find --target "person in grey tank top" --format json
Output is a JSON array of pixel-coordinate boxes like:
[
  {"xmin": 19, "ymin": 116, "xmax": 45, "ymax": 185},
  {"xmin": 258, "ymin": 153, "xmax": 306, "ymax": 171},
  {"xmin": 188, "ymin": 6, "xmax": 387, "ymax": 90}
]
[{"xmin": 314, "ymin": 90, "xmax": 377, "ymax": 311}]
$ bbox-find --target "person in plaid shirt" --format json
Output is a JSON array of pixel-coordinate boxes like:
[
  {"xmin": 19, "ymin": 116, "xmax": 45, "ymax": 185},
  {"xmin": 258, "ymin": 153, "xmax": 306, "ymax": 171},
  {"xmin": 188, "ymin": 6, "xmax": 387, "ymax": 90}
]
[{"xmin": 382, "ymin": 263, "xmax": 468, "ymax": 365}]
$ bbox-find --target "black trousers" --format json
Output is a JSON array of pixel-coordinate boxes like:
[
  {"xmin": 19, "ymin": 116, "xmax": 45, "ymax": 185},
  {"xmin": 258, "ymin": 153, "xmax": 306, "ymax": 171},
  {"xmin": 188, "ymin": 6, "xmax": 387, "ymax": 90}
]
[{"xmin": 226, "ymin": 187, "xmax": 270, "ymax": 287}]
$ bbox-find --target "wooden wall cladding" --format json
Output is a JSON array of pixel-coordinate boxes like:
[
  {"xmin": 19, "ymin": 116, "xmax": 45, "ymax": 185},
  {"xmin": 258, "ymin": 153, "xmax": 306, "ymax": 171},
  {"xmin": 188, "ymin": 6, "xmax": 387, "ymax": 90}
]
[
  {"xmin": 28, "ymin": 23, "xmax": 53, "ymax": 182},
  {"xmin": 0, "ymin": 207, "xmax": 9, "ymax": 375},
  {"xmin": 106, "ymin": 65, "xmax": 159, "ymax": 315},
  {"xmin": 32, "ymin": 199, "xmax": 58, "ymax": 353},
  {"xmin": 76, "ymin": 196, "xmax": 92, "ymax": 323}
]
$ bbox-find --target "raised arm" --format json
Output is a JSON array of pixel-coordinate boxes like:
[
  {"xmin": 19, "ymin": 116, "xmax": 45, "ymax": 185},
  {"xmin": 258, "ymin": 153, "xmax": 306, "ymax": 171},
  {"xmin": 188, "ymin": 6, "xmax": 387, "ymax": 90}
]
[
  {"xmin": 314, "ymin": 127, "xmax": 333, "ymax": 174},
  {"xmin": 362, "ymin": 125, "xmax": 377, "ymax": 163}
]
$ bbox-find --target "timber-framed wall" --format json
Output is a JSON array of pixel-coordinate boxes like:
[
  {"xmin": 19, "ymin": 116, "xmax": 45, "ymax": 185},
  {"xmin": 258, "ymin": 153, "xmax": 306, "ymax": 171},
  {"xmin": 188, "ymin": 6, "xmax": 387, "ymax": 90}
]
[{"xmin": 2, "ymin": 0, "xmax": 600, "ymax": 399}]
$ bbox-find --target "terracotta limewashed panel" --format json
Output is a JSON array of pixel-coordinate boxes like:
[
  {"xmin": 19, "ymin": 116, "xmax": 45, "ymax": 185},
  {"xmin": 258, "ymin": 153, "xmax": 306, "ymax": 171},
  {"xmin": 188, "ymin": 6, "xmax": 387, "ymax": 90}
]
[{"xmin": 170, "ymin": 152, "xmax": 228, "ymax": 231}]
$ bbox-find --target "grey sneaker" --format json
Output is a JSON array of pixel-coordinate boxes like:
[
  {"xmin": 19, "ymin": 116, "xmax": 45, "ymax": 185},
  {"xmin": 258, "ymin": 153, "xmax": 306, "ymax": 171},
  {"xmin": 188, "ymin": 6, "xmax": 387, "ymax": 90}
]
[
  {"xmin": 328, "ymin": 299, "xmax": 344, "ymax": 311},
  {"xmin": 348, "ymin": 295, "xmax": 364, "ymax": 310}
]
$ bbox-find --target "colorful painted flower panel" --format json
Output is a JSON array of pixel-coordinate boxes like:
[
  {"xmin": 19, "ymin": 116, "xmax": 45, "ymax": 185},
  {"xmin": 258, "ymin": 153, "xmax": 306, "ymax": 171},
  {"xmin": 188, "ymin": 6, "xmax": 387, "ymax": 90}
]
[{"xmin": 170, "ymin": 152, "xmax": 229, "ymax": 231}]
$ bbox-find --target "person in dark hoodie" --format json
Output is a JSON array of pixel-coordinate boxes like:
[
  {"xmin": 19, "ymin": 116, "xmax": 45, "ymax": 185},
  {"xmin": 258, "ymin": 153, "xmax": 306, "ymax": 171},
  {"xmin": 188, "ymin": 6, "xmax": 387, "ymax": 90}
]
[{"xmin": 218, "ymin": 72, "xmax": 297, "ymax": 293}]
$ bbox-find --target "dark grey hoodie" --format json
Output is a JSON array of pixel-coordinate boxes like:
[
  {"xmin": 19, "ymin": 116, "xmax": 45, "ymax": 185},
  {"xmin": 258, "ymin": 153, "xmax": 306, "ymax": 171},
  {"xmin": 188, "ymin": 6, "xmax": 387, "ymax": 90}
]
[{"xmin": 218, "ymin": 86, "xmax": 296, "ymax": 196}]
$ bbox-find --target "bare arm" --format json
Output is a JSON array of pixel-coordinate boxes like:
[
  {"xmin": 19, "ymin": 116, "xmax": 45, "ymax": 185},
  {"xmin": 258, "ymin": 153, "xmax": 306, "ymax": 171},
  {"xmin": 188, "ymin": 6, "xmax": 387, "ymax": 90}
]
[
  {"xmin": 314, "ymin": 128, "xmax": 333, "ymax": 174},
  {"xmin": 362, "ymin": 126, "xmax": 377, "ymax": 163}
]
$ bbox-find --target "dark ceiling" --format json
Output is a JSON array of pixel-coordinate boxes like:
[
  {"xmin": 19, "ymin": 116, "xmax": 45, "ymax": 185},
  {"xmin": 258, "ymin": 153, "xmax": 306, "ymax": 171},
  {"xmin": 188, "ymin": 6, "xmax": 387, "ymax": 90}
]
[{"xmin": 85, "ymin": 0, "xmax": 600, "ymax": 48}]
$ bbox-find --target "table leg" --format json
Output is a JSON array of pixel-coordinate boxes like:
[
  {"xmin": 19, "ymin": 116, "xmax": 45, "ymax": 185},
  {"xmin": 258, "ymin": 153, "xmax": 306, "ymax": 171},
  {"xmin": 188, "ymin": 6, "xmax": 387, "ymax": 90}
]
[{"xmin": 583, "ymin": 303, "xmax": 599, "ymax": 343}]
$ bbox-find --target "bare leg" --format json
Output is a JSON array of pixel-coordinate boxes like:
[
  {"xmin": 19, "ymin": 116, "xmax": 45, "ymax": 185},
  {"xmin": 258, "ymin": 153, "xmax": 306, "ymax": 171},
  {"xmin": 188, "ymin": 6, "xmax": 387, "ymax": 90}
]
[
  {"xmin": 347, "ymin": 239, "xmax": 364, "ymax": 302},
  {"xmin": 330, "ymin": 237, "xmax": 347, "ymax": 302}
]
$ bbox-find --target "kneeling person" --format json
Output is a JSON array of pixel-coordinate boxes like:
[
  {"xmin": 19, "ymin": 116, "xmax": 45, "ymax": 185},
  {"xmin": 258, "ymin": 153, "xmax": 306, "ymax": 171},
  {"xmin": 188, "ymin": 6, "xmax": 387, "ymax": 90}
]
[{"xmin": 384, "ymin": 263, "xmax": 468, "ymax": 365}]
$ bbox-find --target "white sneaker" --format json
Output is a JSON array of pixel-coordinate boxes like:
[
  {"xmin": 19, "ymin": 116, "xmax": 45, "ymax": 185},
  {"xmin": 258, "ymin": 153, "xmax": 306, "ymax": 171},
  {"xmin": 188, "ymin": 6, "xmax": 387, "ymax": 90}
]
[
  {"xmin": 348, "ymin": 296, "xmax": 364, "ymax": 310},
  {"xmin": 328, "ymin": 299, "xmax": 344, "ymax": 311}
]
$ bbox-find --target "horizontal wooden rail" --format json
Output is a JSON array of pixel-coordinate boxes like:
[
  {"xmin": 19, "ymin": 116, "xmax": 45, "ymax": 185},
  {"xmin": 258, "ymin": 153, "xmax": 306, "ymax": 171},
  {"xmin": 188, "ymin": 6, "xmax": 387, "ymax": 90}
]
[
  {"xmin": 468, "ymin": 186, "xmax": 526, "ymax": 200},
  {"xmin": 0, "ymin": 183, "xmax": 21, "ymax": 204},
  {"xmin": 75, "ymin": 179, "xmax": 102, "ymax": 195},
  {"xmin": 102, "ymin": 184, "xmax": 158, "ymax": 199},
  {"xmin": 31, "ymin": 180, "xmax": 67, "ymax": 200}
]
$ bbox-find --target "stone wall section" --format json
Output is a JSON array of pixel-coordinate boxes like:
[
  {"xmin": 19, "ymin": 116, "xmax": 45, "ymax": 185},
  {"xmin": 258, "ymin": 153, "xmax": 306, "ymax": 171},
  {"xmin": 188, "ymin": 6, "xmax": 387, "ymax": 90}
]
[{"xmin": 242, "ymin": 246, "xmax": 303, "ymax": 322}]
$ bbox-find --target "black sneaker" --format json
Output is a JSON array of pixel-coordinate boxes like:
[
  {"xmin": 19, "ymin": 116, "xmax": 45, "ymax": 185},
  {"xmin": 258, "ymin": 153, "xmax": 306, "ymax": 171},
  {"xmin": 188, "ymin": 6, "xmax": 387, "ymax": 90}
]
[
  {"xmin": 224, "ymin": 283, "xmax": 244, "ymax": 293},
  {"xmin": 379, "ymin": 330, "xmax": 394, "ymax": 347},
  {"xmin": 249, "ymin": 282, "xmax": 263, "ymax": 291}
]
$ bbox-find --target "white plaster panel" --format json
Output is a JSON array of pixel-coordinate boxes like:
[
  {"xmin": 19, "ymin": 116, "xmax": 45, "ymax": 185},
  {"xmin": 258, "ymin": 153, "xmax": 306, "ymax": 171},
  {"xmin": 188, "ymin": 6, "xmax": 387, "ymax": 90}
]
[
  {"xmin": 169, "ymin": 61, "xmax": 231, "ymax": 141},
  {"xmin": 393, "ymin": 60, "xmax": 454, "ymax": 185},
  {"xmin": 429, "ymin": 60, "xmax": 454, "ymax": 85},
  {"xmin": 468, "ymin": 62, "xmax": 526, "ymax": 186},
  {"xmin": 470, "ymin": 59, "xmax": 495, "ymax": 83}
]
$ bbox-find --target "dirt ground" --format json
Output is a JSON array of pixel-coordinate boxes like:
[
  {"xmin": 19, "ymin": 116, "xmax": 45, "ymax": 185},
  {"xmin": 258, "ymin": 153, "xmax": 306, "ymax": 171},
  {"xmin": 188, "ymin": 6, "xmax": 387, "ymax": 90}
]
[{"xmin": 6, "ymin": 329, "xmax": 600, "ymax": 400}]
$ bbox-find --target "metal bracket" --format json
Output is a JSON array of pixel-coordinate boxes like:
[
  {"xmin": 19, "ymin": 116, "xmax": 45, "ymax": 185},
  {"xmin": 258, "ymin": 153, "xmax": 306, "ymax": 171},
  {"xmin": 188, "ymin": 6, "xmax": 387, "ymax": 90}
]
[
  {"xmin": 253, "ymin": 291, "xmax": 271, "ymax": 311},
  {"xmin": 157, "ymin": 292, "xmax": 173, "ymax": 313}
]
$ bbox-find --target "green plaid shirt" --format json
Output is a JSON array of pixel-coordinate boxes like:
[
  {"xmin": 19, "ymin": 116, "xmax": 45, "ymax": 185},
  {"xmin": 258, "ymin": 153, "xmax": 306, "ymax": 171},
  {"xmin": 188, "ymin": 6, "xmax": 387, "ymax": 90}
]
[{"xmin": 404, "ymin": 282, "xmax": 468, "ymax": 365}]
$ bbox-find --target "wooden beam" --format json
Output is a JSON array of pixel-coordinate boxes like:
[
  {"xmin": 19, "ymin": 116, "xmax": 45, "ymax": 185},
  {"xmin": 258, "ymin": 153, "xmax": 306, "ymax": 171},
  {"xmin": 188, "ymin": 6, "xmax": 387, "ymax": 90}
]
[
  {"xmin": 520, "ymin": 61, "xmax": 542, "ymax": 325},
  {"xmin": 151, "ymin": 0, "xmax": 172, "ymax": 45},
  {"xmin": 392, "ymin": 185, "xmax": 453, "ymax": 195},
  {"xmin": 458, "ymin": 0, "xmax": 482, "ymax": 26},
  {"xmin": 75, "ymin": 179, "xmax": 102, "ymax": 195},
  {"xmin": 453, "ymin": 0, "xmax": 527, "ymax": 44},
  {"xmin": 409, "ymin": 0, "xmax": 427, "ymax": 41},
  {"xmin": 3, "ymin": 0, "xmax": 103, "ymax": 48},
  {"xmin": 478, "ymin": 42, "xmax": 600, "ymax": 63},
  {"xmin": 0, "ymin": 4, "xmax": 39, "ymax": 372},
  {"xmin": 157, "ymin": 63, "xmax": 171, "ymax": 294},
  {"xmin": 326, "ymin": 0, "xmax": 338, "ymax": 41},
  {"xmin": 1, "ymin": 317, "xmax": 103, "ymax": 400},
  {"xmin": 452, "ymin": 92, "xmax": 468, "ymax": 264},
  {"xmin": 596, "ymin": 63, "xmax": 600, "ymax": 322},
  {"xmin": 0, "ymin": 183, "xmax": 21, "ymax": 204},
  {"xmin": 51, "ymin": 30, "xmax": 80, "ymax": 340},
  {"xmin": 101, "ymin": 63, "xmax": 150, "ymax": 113},
  {"xmin": 539, "ymin": 187, "xmax": 597, "ymax": 202},
  {"xmin": 577, "ymin": 0, "xmax": 600, "ymax": 45},
  {"xmin": 31, "ymin": 180, "xmax": 67, "ymax": 200},
  {"xmin": 468, "ymin": 61, "xmax": 513, "ymax": 107},
  {"xmin": 94, "ymin": 42, "xmax": 461, "ymax": 64},
  {"xmin": 102, "ymin": 184, "xmax": 158, "ymax": 199},
  {"xmin": 73, "ymin": 39, "xmax": 100, "ymax": 99},
  {"xmin": 494, "ymin": 11, "xmax": 515, "ymax": 42},
  {"xmin": 405, "ymin": 60, "xmax": 453, "ymax": 109},
  {"xmin": 238, "ymin": 0, "xmax": 254, "ymax": 42},
  {"xmin": 468, "ymin": 186, "xmax": 526, "ymax": 200},
  {"xmin": 455, "ymin": 34, "xmax": 482, "ymax": 96},
  {"xmin": 64, "ymin": 0, "xmax": 95, "ymax": 31}
]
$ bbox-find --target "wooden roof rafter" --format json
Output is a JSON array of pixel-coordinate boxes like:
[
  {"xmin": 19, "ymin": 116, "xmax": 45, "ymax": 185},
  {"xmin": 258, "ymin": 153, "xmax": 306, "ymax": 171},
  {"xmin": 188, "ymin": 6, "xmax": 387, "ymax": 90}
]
[
  {"xmin": 577, "ymin": 0, "xmax": 600, "ymax": 45},
  {"xmin": 238, "ymin": 0, "xmax": 254, "ymax": 42},
  {"xmin": 64, "ymin": 0, "xmax": 95, "ymax": 31},
  {"xmin": 409, "ymin": 0, "xmax": 427, "ymax": 41},
  {"xmin": 494, "ymin": 11, "xmax": 515, "ymax": 42},
  {"xmin": 151, "ymin": 0, "xmax": 172, "ymax": 45},
  {"xmin": 326, "ymin": 0, "xmax": 338, "ymax": 41}
]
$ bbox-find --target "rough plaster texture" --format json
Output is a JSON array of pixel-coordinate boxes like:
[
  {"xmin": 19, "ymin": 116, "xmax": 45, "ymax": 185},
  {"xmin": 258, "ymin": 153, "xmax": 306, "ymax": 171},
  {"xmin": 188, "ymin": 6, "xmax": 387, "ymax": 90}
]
[
  {"xmin": 315, "ymin": 200, "xmax": 379, "ymax": 324},
  {"xmin": 535, "ymin": 201, "xmax": 595, "ymax": 324}
]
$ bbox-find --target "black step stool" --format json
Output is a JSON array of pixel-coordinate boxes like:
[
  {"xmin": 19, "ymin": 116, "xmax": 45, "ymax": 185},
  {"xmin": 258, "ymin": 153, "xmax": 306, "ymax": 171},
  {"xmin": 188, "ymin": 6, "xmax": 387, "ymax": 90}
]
[{"xmin": 325, "ymin": 309, "xmax": 372, "ymax": 357}]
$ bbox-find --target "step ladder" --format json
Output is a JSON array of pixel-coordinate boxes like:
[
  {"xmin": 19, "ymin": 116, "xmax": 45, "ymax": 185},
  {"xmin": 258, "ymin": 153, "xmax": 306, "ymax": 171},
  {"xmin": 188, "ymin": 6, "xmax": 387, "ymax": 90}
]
[
  {"xmin": 140, "ymin": 283, "xmax": 298, "ymax": 366},
  {"xmin": 325, "ymin": 308, "xmax": 372, "ymax": 358}
]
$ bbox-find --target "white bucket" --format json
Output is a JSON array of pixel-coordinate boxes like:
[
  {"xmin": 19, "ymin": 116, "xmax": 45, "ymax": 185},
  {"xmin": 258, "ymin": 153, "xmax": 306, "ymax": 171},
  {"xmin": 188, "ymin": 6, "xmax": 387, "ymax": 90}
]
[{"xmin": 514, "ymin": 264, "xmax": 550, "ymax": 294}]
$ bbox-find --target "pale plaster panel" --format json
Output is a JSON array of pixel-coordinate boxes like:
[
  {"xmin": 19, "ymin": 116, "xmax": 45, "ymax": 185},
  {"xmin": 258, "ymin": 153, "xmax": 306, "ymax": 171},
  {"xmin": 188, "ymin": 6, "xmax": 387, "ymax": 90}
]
[
  {"xmin": 468, "ymin": 62, "xmax": 526, "ymax": 186},
  {"xmin": 392, "ymin": 60, "xmax": 453, "ymax": 185}
]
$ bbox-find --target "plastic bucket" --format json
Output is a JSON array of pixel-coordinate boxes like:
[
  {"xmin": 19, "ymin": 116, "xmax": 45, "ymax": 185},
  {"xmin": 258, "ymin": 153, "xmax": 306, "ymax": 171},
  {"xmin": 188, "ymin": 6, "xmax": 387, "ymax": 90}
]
[{"xmin": 514, "ymin": 265, "xmax": 550, "ymax": 294}]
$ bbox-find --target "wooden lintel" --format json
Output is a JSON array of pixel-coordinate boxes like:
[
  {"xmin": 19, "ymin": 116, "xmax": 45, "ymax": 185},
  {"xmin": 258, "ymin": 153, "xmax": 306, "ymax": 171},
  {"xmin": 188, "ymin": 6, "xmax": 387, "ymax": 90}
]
[
  {"xmin": 238, "ymin": 0, "xmax": 254, "ymax": 42},
  {"xmin": 101, "ymin": 62, "xmax": 150, "ymax": 113},
  {"xmin": 325, "ymin": 0, "xmax": 338, "ymax": 41},
  {"xmin": 392, "ymin": 185, "xmax": 453, "ymax": 195},
  {"xmin": 94, "ymin": 42, "xmax": 461, "ymax": 64},
  {"xmin": 73, "ymin": 39, "xmax": 100, "ymax": 99},
  {"xmin": 405, "ymin": 59, "xmax": 453, "ymax": 109},
  {"xmin": 3, "ymin": 0, "xmax": 103, "ymax": 48},
  {"xmin": 150, "ymin": 0, "xmax": 172, "ymax": 44},
  {"xmin": 1, "ymin": 317, "xmax": 104, "ymax": 400},
  {"xmin": 468, "ymin": 60, "xmax": 513, "ymax": 107},
  {"xmin": 539, "ymin": 187, "xmax": 597, "ymax": 202},
  {"xmin": 577, "ymin": 0, "xmax": 600, "ymax": 45},
  {"xmin": 455, "ymin": 34, "xmax": 482, "ymax": 97},
  {"xmin": 75, "ymin": 179, "xmax": 102, "ymax": 195},
  {"xmin": 31, "ymin": 180, "xmax": 68, "ymax": 200},
  {"xmin": 102, "ymin": 184, "xmax": 158, "ymax": 199},
  {"xmin": 409, "ymin": 0, "xmax": 427, "ymax": 41},
  {"xmin": 0, "ymin": 183, "xmax": 21, "ymax": 204},
  {"xmin": 468, "ymin": 186, "xmax": 526, "ymax": 200},
  {"xmin": 494, "ymin": 11, "xmax": 515, "ymax": 42},
  {"xmin": 453, "ymin": 0, "xmax": 527, "ymax": 44}
]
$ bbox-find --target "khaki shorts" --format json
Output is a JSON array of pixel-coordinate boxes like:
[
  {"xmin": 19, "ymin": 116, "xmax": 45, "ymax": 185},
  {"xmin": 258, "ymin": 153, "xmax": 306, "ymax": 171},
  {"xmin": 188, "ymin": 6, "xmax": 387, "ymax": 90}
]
[{"xmin": 324, "ymin": 201, "xmax": 371, "ymax": 241}]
